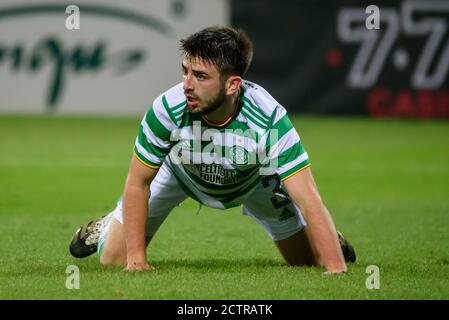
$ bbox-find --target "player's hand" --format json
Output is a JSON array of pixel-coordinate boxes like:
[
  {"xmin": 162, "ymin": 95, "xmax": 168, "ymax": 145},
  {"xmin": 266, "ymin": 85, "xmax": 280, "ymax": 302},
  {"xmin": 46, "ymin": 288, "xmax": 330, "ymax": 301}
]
[{"xmin": 123, "ymin": 260, "xmax": 155, "ymax": 272}]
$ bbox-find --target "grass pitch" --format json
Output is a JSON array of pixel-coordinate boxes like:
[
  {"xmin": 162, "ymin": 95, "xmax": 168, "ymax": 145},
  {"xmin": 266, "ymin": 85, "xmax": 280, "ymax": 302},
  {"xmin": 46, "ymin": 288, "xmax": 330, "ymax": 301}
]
[{"xmin": 0, "ymin": 115, "xmax": 448, "ymax": 299}]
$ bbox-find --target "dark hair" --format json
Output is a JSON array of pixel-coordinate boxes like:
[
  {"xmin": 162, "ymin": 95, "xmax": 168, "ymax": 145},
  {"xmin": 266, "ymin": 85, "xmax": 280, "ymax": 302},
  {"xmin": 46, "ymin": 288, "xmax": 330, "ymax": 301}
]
[{"xmin": 180, "ymin": 26, "xmax": 253, "ymax": 77}]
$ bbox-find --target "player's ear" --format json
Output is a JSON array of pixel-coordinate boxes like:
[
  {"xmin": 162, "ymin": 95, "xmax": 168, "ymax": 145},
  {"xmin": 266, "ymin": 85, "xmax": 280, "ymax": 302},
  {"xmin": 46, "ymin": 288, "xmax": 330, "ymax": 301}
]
[{"xmin": 225, "ymin": 75, "xmax": 242, "ymax": 96}]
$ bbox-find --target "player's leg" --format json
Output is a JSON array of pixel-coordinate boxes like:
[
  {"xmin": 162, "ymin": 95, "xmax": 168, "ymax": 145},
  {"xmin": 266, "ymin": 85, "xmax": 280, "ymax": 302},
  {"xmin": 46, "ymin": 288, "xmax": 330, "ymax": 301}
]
[
  {"xmin": 274, "ymin": 229, "xmax": 356, "ymax": 265},
  {"xmin": 98, "ymin": 218, "xmax": 153, "ymax": 266},
  {"xmin": 96, "ymin": 218, "xmax": 128, "ymax": 266},
  {"xmin": 69, "ymin": 161, "xmax": 188, "ymax": 266},
  {"xmin": 98, "ymin": 218, "xmax": 126, "ymax": 266},
  {"xmin": 242, "ymin": 174, "xmax": 356, "ymax": 266},
  {"xmin": 242, "ymin": 174, "xmax": 318, "ymax": 266},
  {"xmin": 99, "ymin": 162, "xmax": 188, "ymax": 266},
  {"xmin": 274, "ymin": 228, "xmax": 320, "ymax": 266}
]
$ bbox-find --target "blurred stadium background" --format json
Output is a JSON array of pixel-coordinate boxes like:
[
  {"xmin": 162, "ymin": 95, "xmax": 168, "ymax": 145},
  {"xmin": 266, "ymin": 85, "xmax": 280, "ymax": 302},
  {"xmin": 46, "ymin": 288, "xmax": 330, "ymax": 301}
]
[{"xmin": 0, "ymin": 0, "xmax": 448, "ymax": 299}]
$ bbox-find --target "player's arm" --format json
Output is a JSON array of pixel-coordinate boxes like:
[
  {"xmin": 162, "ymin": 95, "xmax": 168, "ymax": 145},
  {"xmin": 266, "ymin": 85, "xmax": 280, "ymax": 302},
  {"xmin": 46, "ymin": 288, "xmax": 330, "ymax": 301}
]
[
  {"xmin": 283, "ymin": 167, "xmax": 347, "ymax": 274},
  {"xmin": 122, "ymin": 154, "xmax": 158, "ymax": 271}
]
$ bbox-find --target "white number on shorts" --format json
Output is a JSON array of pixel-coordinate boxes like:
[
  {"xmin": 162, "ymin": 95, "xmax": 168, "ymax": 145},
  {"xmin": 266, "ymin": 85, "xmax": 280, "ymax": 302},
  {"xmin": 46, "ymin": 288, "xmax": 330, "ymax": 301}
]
[{"xmin": 261, "ymin": 175, "xmax": 291, "ymax": 209}]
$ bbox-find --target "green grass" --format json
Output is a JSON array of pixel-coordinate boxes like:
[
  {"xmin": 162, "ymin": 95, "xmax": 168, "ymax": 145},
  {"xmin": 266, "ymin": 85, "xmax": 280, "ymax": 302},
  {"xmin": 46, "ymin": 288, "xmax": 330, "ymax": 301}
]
[{"xmin": 0, "ymin": 115, "xmax": 448, "ymax": 299}]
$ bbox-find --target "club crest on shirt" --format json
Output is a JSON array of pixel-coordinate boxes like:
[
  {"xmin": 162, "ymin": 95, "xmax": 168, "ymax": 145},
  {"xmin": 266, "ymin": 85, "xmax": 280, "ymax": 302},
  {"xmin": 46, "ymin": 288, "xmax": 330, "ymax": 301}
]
[{"xmin": 228, "ymin": 145, "xmax": 249, "ymax": 165}]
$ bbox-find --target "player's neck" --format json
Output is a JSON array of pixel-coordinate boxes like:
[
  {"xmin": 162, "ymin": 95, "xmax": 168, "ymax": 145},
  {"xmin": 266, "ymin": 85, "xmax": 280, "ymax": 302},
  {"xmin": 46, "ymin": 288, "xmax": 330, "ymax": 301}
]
[{"xmin": 203, "ymin": 89, "xmax": 240, "ymax": 125}]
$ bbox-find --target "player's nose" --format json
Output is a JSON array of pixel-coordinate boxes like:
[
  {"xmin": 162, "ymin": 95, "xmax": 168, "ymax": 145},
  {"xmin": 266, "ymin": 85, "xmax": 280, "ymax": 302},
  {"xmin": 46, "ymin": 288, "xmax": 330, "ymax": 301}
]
[{"xmin": 183, "ymin": 74, "xmax": 194, "ymax": 92}]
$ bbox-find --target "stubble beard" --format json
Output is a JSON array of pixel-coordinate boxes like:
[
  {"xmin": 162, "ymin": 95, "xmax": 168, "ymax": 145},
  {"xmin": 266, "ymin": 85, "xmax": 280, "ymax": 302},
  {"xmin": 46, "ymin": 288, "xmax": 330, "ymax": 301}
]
[{"xmin": 187, "ymin": 85, "xmax": 227, "ymax": 116}]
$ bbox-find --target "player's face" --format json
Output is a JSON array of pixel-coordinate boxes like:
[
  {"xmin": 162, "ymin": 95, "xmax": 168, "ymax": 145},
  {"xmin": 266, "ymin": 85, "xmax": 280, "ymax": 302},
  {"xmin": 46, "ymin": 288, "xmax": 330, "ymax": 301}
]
[{"xmin": 182, "ymin": 57, "xmax": 227, "ymax": 115}]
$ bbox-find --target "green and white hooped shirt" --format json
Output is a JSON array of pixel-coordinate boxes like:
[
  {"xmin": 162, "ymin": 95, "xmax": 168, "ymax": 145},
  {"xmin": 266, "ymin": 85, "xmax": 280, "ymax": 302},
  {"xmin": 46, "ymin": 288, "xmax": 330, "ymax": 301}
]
[{"xmin": 134, "ymin": 80, "xmax": 311, "ymax": 208}]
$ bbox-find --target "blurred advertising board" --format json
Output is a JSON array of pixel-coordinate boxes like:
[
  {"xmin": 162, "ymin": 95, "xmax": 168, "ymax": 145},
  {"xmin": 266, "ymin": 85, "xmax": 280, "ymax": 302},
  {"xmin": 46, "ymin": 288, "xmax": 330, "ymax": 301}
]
[
  {"xmin": 234, "ymin": 0, "xmax": 449, "ymax": 118},
  {"xmin": 0, "ymin": 0, "xmax": 229, "ymax": 115}
]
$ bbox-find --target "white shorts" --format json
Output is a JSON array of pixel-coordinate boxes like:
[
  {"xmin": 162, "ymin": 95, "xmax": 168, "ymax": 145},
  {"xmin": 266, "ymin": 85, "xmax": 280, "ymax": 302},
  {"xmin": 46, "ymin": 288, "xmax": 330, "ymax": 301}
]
[{"xmin": 104, "ymin": 161, "xmax": 307, "ymax": 243}]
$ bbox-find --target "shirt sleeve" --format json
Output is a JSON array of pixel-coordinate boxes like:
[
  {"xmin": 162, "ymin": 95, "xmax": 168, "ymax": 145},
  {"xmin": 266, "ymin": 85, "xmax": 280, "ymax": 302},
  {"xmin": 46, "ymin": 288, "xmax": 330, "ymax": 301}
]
[
  {"xmin": 262, "ymin": 106, "xmax": 311, "ymax": 180},
  {"xmin": 133, "ymin": 103, "xmax": 174, "ymax": 168}
]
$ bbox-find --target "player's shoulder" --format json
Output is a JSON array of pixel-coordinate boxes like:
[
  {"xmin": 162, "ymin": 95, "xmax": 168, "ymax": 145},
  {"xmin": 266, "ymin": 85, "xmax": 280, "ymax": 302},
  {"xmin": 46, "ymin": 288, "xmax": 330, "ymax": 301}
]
[
  {"xmin": 240, "ymin": 80, "xmax": 287, "ymax": 129},
  {"xmin": 159, "ymin": 82, "xmax": 186, "ymax": 108},
  {"xmin": 151, "ymin": 82, "xmax": 187, "ymax": 127},
  {"xmin": 241, "ymin": 80, "xmax": 280, "ymax": 115}
]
